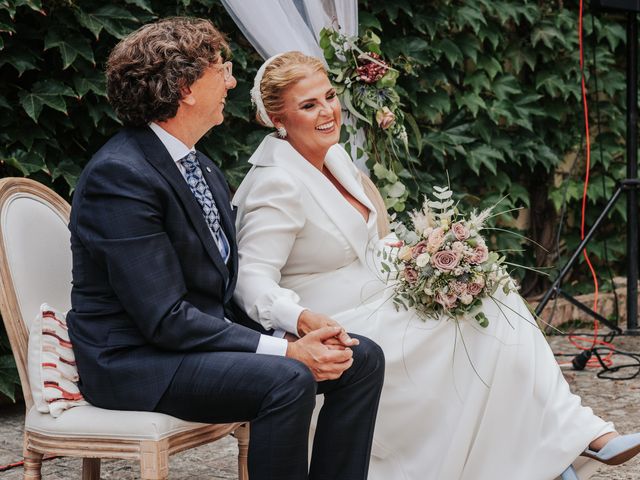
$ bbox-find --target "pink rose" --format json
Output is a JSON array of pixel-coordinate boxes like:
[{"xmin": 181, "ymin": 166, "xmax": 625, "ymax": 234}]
[
  {"xmin": 468, "ymin": 245, "xmax": 489, "ymax": 265},
  {"xmin": 467, "ymin": 276, "xmax": 486, "ymax": 296},
  {"xmin": 451, "ymin": 222, "xmax": 470, "ymax": 241},
  {"xmin": 376, "ymin": 107, "xmax": 396, "ymax": 130},
  {"xmin": 403, "ymin": 266, "xmax": 419, "ymax": 284},
  {"xmin": 426, "ymin": 227, "xmax": 445, "ymax": 254},
  {"xmin": 431, "ymin": 250, "xmax": 461, "ymax": 272},
  {"xmin": 436, "ymin": 291, "xmax": 457, "ymax": 309},
  {"xmin": 411, "ymin": 241, "xmax": 428, "ymax": 259},
  {"xmin": 449, "ymin": 281, "xmax": 468, "ymax": 296}
]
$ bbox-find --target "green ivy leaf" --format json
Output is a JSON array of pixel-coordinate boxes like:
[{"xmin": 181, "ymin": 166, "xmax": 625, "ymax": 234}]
[
  {"xmin": 456, "ymin": 33, "xmax": 481, "ymax": 63},
  {"xmin": 73, "ymin": 69, "xmax": 106, "ymax": 98},
  {"xmin": 531, "ymin": 24, "xmax": 565, "ymax": 49},
  {"xmin": 505, "ymin": 45, "xmax": 536, "ymax": 74},
  {"xmin": 463, "ymin": 71, "xmax": 490, "ymax": 93},
  {"xmin": 477, "ymin": 55, "xmax": 502, "ymax": 80},
  {"xmin": 0, "ymin": 21, "xmax": 16, "ymax": 34},
  {"xmin": 44, "ymin": 29, "xmax": 95, "ymax": 69},
  {"xmin": 597, "ymin": 21, "xmax": 625, "ymax": 50},
  {"xmin": 0, "ymin": 48, "xmax": 39, "ymax": 75},
  {"xmin": 492, "ymin": 74, "xmax": 521, "ymax": 100},
  {"xmin": 455, "ymin": 6, "xmax": 486, "ymax": 34},
  {"xmin": 0, "ymin": 354, "xmax": 19, "ymax": 401},
  {"xmin": 455, "ymin": 92, "xmax": 486, "ymax": 117},
  {"xmin": 467, "ymin": 144, "xmax": 504, "ymax": 175},
  {"xmin": 4, "ymin": 149, "xmax": 47, "ymax": 175},
  {"xmin": 15, "ymin": 0, "xmax": 43, "ymax": 13},
  {"xmin": 123, "ymin": 0, "xmax": 154, "ymax": 13},
  {"xmin": 51, "ymin": 159, "xmax": 82, "ymax": 191},
  {"xmin": 418, "ymin": 90, "xmax": 450, "ymax": 122},
  {"xmin": 358, "ymin": 11, "xmax": 382, "ymax": 32},
  {"xmin": 19, "ymin": 80, "xmax": 77, "ymax": 121},
  {"xmin": 75, "ymin": 5, "xmax": 140, "ymax": 39},
  {"xmin": 436, "ymin": 38, "xmax": 463, "ymax": 68}
]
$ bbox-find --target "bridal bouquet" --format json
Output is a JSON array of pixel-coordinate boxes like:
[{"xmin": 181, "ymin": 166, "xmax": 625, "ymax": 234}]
[{"xmin": 381, "ymin": 185, "xmax": 518, "ymax": 327}]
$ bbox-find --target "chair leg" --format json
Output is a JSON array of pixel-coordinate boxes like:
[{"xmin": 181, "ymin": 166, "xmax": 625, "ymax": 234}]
[
  {"xmin": 235, "ymin": 423, "xmax": 250, "ymax": 480},
  {"xmin": 140, "ymin": 439, "xmax": 169, "ymax": 480},
  {"xmin": 82, "ymin": 458, "xmax": 101, "ymax": 480},
  {"xmin": 22, "ymin": 447, "xmax": 43, "ymax": 480}
]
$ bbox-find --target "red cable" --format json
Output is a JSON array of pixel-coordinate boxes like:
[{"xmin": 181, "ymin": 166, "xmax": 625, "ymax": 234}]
[
  {"xmin": 0, "ymin": 456, "xmax": 58, "ymax": 472},
  {"xmin": 567, "ymin": 0, "xmax": 614, "ymax": 367}
]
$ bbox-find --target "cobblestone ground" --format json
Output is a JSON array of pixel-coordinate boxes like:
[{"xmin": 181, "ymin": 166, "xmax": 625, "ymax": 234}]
[{"xmin": 0, "ymin": 334, "xmax": 639, "ymax": 479}]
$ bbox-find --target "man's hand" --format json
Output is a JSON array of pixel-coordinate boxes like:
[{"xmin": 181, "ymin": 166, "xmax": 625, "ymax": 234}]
[
  {"xmin": 286, "ymin": 326, "xmax": 354, "ymax": 381},
  {"xmin": 297, "ymin": 310, "xmax": 358, "ymax": 348}
]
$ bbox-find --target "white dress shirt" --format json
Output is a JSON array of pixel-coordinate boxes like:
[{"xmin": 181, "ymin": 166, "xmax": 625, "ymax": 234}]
[{"xmin": 149, "ymin": 123, "xmax": 287, "ymax": 356}]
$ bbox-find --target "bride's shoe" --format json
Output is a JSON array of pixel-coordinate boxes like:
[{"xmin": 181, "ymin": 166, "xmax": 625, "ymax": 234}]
[
  {"xmin": 581, "ymin": 433, "xmax": 640, "ymax": 465},
  {"xmin": 560, "ymin": 465, "xmax": 579, "ymax": 480}
]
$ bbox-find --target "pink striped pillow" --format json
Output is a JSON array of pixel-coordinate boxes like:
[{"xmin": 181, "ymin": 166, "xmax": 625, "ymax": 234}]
[{"xmin": 27, "ymin": 304, "xmax": 88, "ymax": 416}]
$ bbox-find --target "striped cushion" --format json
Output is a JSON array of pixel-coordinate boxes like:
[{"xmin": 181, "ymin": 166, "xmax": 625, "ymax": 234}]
[{"xmin": 27, "ymin": 303, "xmax": 88, "ymax": 417}]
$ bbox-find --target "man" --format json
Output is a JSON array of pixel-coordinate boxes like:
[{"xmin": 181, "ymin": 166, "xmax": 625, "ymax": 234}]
[{"xmin": 67, "ymin": 17, "xmax": 384, "ymax": 480}]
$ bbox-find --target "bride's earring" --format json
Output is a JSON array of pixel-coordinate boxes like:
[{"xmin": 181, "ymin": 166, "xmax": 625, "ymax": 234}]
[{"xmin": 276, "ymin": 126, "xmax": 287, "ymax": 138}]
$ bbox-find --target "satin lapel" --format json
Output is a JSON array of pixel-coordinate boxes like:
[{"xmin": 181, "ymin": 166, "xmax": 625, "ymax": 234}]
[
  {"xmin": 196, "ymin": 152, "xmax": 238, "ymax": 300},
  {"xmin": 324, "ymin": 147, "xmax": 378, "ymax": 228},
  {"xmin": 263, "ymin": 138, "xmax": 372, "ymax": 264},
  {"xmin": 132, "ymin": 127, "xmax": 230, "ymax": 284}
]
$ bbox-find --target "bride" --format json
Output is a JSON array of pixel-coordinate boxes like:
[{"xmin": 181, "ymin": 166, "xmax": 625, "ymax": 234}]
[{"xmin": 232, "ymin": 51, "xmax": 640, "ymax": 480}]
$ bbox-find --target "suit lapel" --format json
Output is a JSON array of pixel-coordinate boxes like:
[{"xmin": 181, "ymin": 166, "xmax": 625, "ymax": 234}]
[{"xmin": 131, "ymin": 127, "xmax": 230, "ymax": 285}]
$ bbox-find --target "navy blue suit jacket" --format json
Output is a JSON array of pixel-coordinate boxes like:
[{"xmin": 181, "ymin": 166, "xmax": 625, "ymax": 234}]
[{"xmin": 68, "ymin": 126, "xmax": 263, "ymax": 411}]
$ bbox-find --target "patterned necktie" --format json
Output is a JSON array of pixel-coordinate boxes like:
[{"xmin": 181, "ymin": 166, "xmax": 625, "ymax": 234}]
[{"xmin": 180, "ymin": 152, "xmax": 230, "ymax": 262}]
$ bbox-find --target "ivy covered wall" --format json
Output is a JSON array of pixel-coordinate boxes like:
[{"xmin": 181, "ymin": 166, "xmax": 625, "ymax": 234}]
[{"xmin": 0, "ymin": 0, "xmax": 632, "ymax": 399}]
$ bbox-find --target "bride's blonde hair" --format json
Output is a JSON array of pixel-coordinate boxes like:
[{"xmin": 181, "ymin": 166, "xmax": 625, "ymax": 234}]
[{"xmin": 256, "ymin": 51, "xmax": 326, "ymax": 126}]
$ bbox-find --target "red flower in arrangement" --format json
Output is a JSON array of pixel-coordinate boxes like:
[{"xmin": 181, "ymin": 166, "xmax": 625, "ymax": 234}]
[{"xmin": 356, "ymin": 52, "xmax": 389, "ymax": 84}]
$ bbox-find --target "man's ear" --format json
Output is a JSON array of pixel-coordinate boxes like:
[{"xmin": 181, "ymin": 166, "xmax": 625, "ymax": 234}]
[{"xmin": 180, "ymin": 86, "xmax": 196, "ymax": 106}]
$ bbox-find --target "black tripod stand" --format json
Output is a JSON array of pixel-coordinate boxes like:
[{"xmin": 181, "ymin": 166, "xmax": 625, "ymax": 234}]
[{"xmin": 535, "ymin": 8, "xmax": 640, "ymax": 334}]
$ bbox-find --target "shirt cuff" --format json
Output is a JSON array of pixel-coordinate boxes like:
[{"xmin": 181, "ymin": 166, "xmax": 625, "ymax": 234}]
[
  {"xmin": 271, "ymin": 297, "xmax": 306, "ymax": 334},
  {"xmin": 256, "ymin": 334, "xmax": 288, "ymax": 356}
]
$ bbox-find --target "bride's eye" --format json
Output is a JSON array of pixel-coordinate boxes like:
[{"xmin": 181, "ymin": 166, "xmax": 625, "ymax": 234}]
[
  {"xmin": 302, "ymin": 103, "xmax": 315, "ymax": 110},
  {"xmin": 327, "ymin": 91, "xmax": 337, "ymax": 100}
]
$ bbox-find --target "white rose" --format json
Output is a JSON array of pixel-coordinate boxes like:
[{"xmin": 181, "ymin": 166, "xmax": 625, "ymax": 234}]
[
  {"xmin": 416, "ymin": 253, "xmax": 431, "ymax": 267},
  {"xmin": 460, "ymin": 293, "xmax": 473, "ymax": 305}
]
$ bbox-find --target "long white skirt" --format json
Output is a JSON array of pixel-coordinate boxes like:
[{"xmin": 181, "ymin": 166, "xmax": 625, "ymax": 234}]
[{"xmin": 311, "ymin": 289, "xmax": 613, "ymax": 480}]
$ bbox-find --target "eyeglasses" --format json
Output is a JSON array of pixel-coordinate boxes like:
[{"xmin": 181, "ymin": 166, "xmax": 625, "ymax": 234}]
[{"xmin": 218, "ymin": 61, "xmax": 233, "ymax": 81}]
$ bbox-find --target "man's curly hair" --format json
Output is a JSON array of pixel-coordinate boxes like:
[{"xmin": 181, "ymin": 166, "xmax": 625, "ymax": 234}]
[{"xmin": 106, "ymin": 17, "xmax": 230, "ymax": 126}]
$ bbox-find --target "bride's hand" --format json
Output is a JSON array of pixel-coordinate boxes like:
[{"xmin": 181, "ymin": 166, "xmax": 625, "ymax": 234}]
[
  {"xmin": 296, "ymin": 310, "xmax": 359, "ymax": 347},
  {"xmin": 286, "ymin": 326, "xmax": 354, "ymax": 381}
]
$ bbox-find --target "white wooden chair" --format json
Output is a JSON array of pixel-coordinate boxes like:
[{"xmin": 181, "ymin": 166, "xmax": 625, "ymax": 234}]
[{"xmin": 0, "ymin": 178, "xmax": 249, "ymax": 480}]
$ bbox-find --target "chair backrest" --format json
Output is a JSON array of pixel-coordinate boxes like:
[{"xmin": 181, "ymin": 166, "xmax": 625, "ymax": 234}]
[{"xmin": 0, "ymin": 178, "xmax": 71, "ymax": 409}]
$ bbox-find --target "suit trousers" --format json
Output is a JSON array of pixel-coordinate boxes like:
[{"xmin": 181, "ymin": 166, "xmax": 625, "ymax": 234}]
[{"xmin": 154, "ymin": 333, "xmax": 384, "ymax": 480}]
